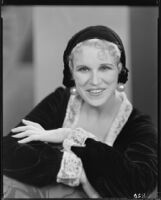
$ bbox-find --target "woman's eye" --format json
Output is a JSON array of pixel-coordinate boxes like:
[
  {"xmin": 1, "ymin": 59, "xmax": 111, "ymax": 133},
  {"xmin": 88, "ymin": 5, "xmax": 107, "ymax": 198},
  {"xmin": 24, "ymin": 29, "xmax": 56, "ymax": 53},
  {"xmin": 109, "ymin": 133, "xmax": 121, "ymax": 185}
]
[
  {"xmin": 77, "ymin": 66, "xmax": 89, "ymax": 72},
  {"xmin": 100, "ymin": 65, "xmax": 111, "ymax": 71}
]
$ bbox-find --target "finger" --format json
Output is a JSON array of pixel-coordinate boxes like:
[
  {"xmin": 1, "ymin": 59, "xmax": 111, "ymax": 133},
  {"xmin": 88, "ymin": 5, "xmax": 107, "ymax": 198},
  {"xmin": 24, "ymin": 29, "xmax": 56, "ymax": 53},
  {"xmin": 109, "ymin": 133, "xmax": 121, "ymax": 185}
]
[
  {"xmin": 22, "ymin": 119, "xmax": 43, "ymax": 129},
  {"xmin": 12, "ymin": 130, "xmax": 35, "ymax": 138},
  {"xmin": 11, "ymin": 126, "xmax": 35, "ymax": 133},
  {"xmin": 22, "ymin": 119, "xmax": 37, "ymax": 126},
  {"xmin": 17, "ymin": 135, "xmax": 38, "ymax": 143}
]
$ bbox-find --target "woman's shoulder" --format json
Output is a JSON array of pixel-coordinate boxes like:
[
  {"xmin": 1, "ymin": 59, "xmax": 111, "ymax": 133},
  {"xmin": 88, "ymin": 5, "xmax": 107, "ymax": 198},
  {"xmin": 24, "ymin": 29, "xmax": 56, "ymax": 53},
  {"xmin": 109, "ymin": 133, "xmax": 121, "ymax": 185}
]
[
  {"xmin": 39, "ymin": 86, "xmax": 70, "ymax": 105},
  {"xmin": 124, "ymin": 107, "xmax": 157, "ymax": 137},
  {"xmin": 46, "ymin": 86, "xmax": 70, "ymax": 99},
  {"xmin": 29, "ymin": 86, "xmax": 71, "ymax": 117},
  {"xmin": 129, "ymin": 107, "xmax": 154, "ymax": 125},
  {"xmin": 115, "ymin": 107, "xmax": 157, "ymax": 148}
]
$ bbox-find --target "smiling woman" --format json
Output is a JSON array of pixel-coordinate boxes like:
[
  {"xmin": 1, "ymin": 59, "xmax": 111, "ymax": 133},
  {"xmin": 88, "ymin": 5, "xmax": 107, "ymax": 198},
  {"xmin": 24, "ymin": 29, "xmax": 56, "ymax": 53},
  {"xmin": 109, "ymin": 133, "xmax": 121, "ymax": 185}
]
[
  {"xmin": 3, "ymin": 25, "xmax": 157, "ymax": 198},
  {"xmin": 70, "ymin": 39, "xmax": 122, "ymax": 109}
]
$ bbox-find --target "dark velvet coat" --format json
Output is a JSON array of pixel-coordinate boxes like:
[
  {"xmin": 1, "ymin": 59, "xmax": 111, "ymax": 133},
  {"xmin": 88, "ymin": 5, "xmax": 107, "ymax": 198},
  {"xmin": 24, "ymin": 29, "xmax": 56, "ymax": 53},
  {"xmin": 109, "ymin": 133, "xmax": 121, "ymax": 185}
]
[{"xmin": 3, "ymin": 87, "xmax": 157, "ymax": 198}]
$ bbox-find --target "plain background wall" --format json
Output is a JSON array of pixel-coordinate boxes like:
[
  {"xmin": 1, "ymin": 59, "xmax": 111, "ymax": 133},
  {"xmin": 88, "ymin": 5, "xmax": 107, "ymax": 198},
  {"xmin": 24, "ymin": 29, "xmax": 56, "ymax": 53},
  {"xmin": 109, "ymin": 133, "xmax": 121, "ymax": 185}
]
[
  {"xmin": 130, "ymin": 7, "xmax": 158, "ymax": 127},
  {"xmin": 3, "ymin": 6, "xmax": 34, "ymax": 136}
]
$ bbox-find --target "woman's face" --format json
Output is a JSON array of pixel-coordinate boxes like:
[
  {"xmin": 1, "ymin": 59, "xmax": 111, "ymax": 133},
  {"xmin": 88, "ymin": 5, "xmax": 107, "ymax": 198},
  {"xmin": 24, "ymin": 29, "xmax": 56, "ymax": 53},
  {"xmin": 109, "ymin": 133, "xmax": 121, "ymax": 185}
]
[{"xmin": 72, "ymin": 44, "xmax": 121, "ymax": 107}]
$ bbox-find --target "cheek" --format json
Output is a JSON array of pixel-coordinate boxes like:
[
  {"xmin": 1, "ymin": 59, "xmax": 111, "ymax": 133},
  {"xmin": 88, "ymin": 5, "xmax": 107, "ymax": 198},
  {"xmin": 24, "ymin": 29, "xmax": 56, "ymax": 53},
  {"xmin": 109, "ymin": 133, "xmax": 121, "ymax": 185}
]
[
  {"xmin": 102, "ymin": 71, "xmax": 119, "ymax": 83},
  {"xmin": 73, "ymin": 73, "xmax": 89, "ymax": 86}
]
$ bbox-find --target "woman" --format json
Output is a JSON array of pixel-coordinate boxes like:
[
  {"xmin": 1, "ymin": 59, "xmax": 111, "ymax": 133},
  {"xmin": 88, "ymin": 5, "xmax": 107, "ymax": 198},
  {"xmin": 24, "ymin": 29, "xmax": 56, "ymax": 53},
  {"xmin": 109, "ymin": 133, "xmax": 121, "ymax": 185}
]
[{"xmin": 3, "ymin": 25, "xmax": 157, "ymax": 198}]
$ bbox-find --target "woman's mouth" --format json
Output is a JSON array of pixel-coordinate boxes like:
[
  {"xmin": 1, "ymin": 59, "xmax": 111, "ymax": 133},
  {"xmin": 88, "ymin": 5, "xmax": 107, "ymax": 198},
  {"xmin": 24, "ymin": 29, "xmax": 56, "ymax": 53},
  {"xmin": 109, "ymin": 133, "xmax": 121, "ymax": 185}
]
[{"xmin": 87, "ymin": 89, "xmax": 105, "ymax": 96}]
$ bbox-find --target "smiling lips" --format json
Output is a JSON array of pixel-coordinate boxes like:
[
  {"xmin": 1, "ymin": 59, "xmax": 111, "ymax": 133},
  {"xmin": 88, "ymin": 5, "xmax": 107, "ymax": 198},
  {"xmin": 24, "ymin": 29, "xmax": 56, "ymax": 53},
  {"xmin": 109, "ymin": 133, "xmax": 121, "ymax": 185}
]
[{"xmin": 87, "ymin": 88, "xmax": 105, "ymax": 96}]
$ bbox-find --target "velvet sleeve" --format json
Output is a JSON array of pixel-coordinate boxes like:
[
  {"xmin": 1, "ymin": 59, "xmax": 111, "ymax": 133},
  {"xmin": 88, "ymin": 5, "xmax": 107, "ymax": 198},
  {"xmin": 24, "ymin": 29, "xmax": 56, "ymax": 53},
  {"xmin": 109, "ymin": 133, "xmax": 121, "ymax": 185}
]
[
  {"xmin": 71, "ymin": 110, "xmax": 157, "ymax": 198},
  {"xmin": 3, "ymin": 87, "xmax": 69, "ymax": 187}
]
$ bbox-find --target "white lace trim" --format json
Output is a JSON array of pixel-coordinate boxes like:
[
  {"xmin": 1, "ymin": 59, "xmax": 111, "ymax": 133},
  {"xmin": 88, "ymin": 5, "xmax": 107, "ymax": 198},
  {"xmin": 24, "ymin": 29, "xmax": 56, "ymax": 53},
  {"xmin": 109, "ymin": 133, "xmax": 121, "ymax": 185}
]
[
  {"xmin": 104, "ymin": 91, "xmax": 132, "ymax": 146},
  {"xmin": 63, "ymin": 127, "xmax": 97, "ymax": 152},
  {"xmin": 63, "ymin": 91, "xmax": 132, "ymax": 147},
  {"xmin": 56, "ymin": 94, "xmax": 87, "ymax": 187},
  {"xmin": 57, "ymin": 91, "xmax": 132, "ymax": 186},
  {"xmin": 62, "ymin": 94, "xmax": 82, "ymax": 129},
  {"xmin": 56, "ymin": 151, "xmax": 83, "ymax": 187}
]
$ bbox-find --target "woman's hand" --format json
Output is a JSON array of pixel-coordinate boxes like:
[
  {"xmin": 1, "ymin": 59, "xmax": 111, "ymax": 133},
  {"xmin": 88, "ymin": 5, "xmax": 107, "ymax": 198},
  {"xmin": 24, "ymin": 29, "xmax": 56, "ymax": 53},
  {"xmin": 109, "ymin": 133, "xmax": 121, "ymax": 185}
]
[
  {"xmin": 80, "ymin": 167, "xmax": 100, "ymax": 198},
  {"xmin": 11, "ymin": 119, "xmax": 71, "ymax": 144}
]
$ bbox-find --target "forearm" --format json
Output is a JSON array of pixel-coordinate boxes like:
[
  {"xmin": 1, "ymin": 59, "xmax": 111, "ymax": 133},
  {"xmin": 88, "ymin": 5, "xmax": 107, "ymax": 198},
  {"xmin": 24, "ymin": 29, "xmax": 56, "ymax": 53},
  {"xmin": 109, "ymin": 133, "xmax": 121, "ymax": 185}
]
[
  {"xmin": 41, "ymin": 128, "xmax": 71, "ymax": 143},
  {"xmin": 3, "ymin": 87, "xmax": 69, "ymax": 186},
  {"xmin": 80, "ymin": 168, "xmax": 100, "ymax": 198},
  {"xmin": 3, "ymin": 135, "xmax": 63, "ymax": 187},
  {"xmin": 82, "ymin": 180, "xmax": 100, "ymax": 198},
  {"xmin": 71, "ymin": 137, "xmax": 157, "ymax": 198}
]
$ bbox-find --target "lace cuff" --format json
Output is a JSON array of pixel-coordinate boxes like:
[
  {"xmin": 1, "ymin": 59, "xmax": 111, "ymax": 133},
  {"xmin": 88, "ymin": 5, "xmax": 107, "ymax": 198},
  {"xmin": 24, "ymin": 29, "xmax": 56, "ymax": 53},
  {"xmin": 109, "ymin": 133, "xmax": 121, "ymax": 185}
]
[
  {"xmin": 63, "ymin": 127, "xmax": 97, "ymax": 152},
  {"xmin": 57, "ymin": 128, "xmax": 97, "ymax": 187},
  {"xmin": 56, "ymin": 151, "xmax": 83, "ymax": 187}
]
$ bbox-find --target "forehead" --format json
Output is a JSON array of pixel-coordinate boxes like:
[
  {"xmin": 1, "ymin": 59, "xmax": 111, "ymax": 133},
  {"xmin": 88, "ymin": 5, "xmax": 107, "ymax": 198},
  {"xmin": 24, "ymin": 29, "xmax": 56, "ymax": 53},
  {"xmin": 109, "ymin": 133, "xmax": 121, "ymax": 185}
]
[{"xmin": 70, "ymin": 39, "xmax": 120, "ymax": 65}]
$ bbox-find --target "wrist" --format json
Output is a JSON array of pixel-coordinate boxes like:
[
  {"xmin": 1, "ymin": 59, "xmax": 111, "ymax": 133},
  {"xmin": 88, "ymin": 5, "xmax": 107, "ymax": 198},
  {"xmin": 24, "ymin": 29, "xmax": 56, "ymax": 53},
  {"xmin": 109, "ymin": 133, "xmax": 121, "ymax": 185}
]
[
  {"xmin": 63, "ymin": 128, "xmax": 71, "ymax": 138},
  {"xmin": 41, "ymin": 128, "xmax": 72, "ymax": 143}
]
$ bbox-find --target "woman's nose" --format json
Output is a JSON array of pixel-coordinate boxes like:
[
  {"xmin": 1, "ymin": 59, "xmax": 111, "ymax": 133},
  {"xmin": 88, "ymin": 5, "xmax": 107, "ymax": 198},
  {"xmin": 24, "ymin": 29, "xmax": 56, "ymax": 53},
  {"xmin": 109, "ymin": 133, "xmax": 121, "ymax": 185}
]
[{"xmin": 90, "ymin": 72, "xmax": 101, "ymax": 85}]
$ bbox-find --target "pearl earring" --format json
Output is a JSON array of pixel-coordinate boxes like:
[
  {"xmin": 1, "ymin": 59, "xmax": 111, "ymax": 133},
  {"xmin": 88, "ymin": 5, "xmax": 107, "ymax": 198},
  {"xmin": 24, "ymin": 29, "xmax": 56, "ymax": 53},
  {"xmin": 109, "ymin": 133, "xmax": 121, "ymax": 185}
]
[
  {"xmin": 117, "ymin": 84, "xmax": 125, "ymax": 92},
  {"xmin": 70, "ymin": 87, "xmax": 77, "ymax": 95}
]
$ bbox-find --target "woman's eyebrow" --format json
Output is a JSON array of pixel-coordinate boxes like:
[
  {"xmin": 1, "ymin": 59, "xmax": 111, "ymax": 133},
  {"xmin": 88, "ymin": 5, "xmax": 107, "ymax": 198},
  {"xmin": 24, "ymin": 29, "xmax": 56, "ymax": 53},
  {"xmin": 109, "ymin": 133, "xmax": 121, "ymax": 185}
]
[
  {"xmin": 100, "ymin": 63, "xmax": 114, "ymax": 67},
  {"xmin": 75, "ymin": 65, "xmax": 88, "ymax": 69}
]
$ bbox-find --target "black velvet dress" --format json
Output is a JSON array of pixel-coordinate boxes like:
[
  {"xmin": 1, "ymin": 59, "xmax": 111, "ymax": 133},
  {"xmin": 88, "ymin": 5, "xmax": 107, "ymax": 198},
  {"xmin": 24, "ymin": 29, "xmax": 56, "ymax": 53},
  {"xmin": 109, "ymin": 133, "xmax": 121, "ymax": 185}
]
[{"xmin": 3, "ymin": 87, "xmax": 157, "ymax": 198}]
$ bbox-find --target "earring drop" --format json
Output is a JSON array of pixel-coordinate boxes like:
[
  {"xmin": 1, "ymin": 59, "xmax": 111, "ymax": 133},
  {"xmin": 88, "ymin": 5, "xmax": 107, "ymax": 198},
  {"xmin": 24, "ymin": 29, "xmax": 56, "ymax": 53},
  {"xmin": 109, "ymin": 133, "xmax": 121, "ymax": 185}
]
[
  {"xmin": 70, "ymin": 87, "xmax": 77, "ymax": 95},
  {"xmin": 117, "ymin": 84, "xmax": 125, "ymax": 92}
]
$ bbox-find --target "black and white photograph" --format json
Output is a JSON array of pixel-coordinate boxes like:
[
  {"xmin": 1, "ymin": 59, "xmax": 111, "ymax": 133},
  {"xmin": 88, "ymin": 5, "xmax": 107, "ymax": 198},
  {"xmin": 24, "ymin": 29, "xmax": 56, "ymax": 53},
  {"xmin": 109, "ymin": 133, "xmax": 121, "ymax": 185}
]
[{"xmin": 2, "ymin": 4, "xmax": 159, "ymax": 198}]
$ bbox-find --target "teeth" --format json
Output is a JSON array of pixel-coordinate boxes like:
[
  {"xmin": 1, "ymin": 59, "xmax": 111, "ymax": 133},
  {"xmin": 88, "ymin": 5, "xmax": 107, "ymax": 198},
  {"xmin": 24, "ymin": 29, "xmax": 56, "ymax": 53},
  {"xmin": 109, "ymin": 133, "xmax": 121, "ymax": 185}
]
[{"xmin": 88, "ymin": 89, "xmax": 104, "ymax": 94}]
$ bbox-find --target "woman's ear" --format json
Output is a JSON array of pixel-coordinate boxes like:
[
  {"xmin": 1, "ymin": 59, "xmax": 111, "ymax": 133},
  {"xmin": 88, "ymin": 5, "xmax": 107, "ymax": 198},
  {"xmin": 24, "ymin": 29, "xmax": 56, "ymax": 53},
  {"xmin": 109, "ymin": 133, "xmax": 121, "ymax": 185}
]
[
  {"xmin": 69, "ymin": 58, "xmax": 73, "ymax": 70},
  {"xmin": 68, "ymin": 60, "xmax": 74, "ymax": 80},
  {"xmin": 118, "ymin": 62, "xmax": 122, "ymax": 73}
]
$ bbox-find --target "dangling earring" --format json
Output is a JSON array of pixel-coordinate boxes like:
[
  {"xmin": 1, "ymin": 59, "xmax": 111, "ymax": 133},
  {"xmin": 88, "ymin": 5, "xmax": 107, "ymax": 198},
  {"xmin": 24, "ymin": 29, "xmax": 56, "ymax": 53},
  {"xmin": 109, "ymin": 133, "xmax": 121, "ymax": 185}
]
[
  {"xmin": 70, "ymin": 87, "xmax": 77, "ymax": 95},
  {"xmin": 117, "ymin": 84, "xmax": 125, "ymax": 92}
]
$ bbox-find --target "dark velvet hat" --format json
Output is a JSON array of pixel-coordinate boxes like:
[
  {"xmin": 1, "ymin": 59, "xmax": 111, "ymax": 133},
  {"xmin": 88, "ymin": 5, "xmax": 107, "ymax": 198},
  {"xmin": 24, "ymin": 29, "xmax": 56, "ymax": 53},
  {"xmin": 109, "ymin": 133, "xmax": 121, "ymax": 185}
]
[{"xmin": 63, "ymin": 25, "xmax": 128, "ymax": 88}]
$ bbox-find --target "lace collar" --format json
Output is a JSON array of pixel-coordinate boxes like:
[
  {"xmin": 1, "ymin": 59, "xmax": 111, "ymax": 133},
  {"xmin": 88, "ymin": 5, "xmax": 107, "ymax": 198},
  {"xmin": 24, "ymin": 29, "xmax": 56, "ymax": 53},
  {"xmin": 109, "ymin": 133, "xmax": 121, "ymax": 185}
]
[{"xmin": 63, "ymin": 91, "xmax": 132, "ymax": 147}]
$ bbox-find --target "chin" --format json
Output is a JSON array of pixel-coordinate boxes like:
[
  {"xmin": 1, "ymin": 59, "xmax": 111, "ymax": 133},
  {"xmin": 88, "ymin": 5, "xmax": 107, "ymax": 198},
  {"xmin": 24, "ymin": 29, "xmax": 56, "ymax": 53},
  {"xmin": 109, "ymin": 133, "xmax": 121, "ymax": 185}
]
[
  {"xmin": 81, "ymin": 93, "xmax": 109, "ymax": 107},
  {"xmin": 86, "ymin": 98, "xmax": 108, "ymax": 107}
]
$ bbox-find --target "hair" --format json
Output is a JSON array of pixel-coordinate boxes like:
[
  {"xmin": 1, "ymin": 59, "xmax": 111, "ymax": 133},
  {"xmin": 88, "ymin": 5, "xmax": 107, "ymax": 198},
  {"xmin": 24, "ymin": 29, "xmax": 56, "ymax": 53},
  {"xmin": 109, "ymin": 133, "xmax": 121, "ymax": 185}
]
[
  {"xmin": 68, "ymin": 39, "xmax": 121, "ymax": 69},
  {"xmin": 63, "ymin": 25, "xmax": 129, "ymax": 88}
]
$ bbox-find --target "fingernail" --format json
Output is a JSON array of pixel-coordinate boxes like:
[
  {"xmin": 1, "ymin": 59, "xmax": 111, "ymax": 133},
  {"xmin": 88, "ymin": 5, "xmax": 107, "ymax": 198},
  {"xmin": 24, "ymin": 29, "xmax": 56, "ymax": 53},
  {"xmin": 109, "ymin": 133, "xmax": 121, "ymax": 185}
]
[{"xmin": 22, "ymin": 119, "xmax": 27, "ymax": 123}]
